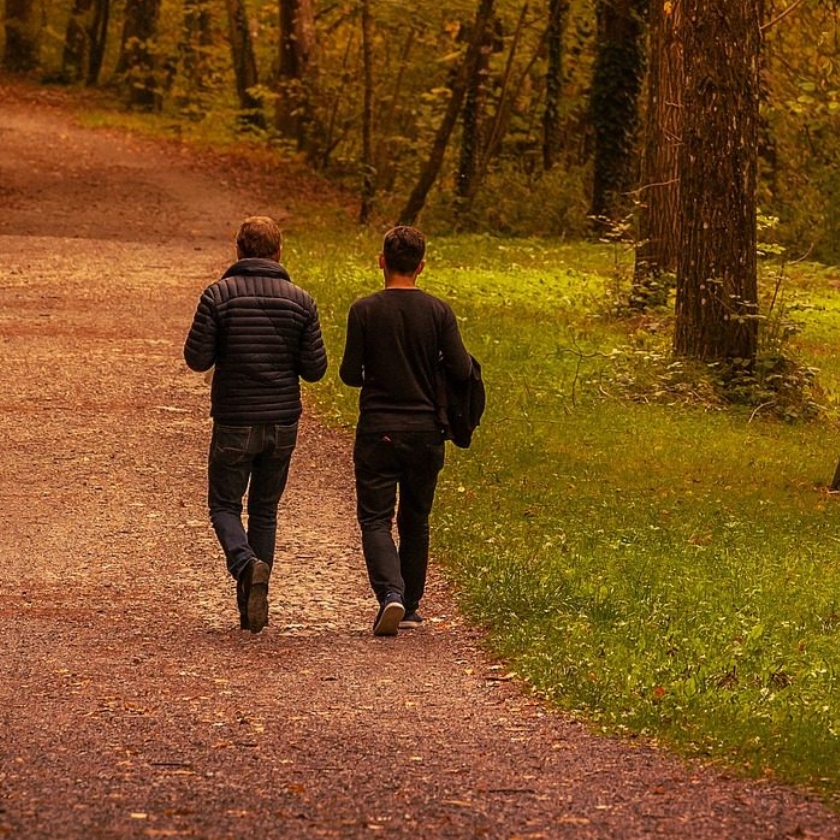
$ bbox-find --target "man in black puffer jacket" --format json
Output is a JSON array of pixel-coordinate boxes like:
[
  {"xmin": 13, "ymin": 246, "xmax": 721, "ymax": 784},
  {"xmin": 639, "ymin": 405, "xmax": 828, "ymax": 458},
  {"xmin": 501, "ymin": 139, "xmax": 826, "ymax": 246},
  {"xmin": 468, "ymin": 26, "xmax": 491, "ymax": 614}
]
[{"xmin": 184, "ymin": 216, "xmax": 327, "ymax": 633}]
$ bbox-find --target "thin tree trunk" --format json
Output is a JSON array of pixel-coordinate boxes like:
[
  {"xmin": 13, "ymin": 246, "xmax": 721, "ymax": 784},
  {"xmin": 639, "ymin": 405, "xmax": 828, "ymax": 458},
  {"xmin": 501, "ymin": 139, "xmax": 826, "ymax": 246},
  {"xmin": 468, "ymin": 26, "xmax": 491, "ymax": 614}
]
[
  {"xmin": 373, "ymin": 28, "xmax": 414, "ymax": 193},
  {"xmin": 358, "ymin": 0, "xmax": 375, "ymax": 224},
  {"xmin": 589, "ymin": 0, "xmax": 647, "ymax": 228},
  {"xmin": 473, "ymin": 2, "xmax": 531, "ymax": 196},
  {"xmin": 674, "ymin": 0, "xmax": 761, "ymax": 363},
  {"xmin": 62, "ymin": 0, "xmax": 95, "ymax": 83},
  {"xmin": 397, "ymin": 0, "xmax": 496, "ymax": 227},
  {"xmin": 543, "ymin": 0, "xmax": 569, "ymax": 170},
  {"xmin": 225, "ymin": 0, "xmax": 265, "ymax": 128},
  {"xmin": 4, "ymin": 0, "xmax": 40, "ymax": 72},
  {"xmin": 631, "ymin": 0, "xmax": 682, "ymax": 308},
  {"xmin": 180, "ymin": 0, "xmax": 213, "ymax": 99},
  {"xmin": 116, "ymin": 0, "xmax": 162, "ymax": 110},
  {"xmin": 86, "ymin": 0, "xmax": 110, "ymax": 86}
]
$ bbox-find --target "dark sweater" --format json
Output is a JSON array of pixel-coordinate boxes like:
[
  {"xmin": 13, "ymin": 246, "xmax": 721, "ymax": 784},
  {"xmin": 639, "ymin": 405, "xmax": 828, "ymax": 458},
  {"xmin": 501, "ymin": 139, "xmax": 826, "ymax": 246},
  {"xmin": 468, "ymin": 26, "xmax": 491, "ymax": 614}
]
[
  {"xmin": 339, "ymin": 287, "xmax": 471, "ymax": 433},
  {"xmin": 184, "ymin": 258, "xmax": 327, "ymax": 425}
]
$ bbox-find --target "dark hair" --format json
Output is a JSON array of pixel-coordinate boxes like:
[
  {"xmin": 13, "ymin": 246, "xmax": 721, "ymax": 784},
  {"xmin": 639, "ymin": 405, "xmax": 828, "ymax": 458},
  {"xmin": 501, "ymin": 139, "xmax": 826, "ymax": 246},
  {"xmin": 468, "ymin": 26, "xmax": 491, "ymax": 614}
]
[
  {"xmin": 382, "ymin": 226, "xmax": 426, "ymax": 274},
  {"xmin": 236, "ymin": 216, "xmax": 283, "ymax": 259}
]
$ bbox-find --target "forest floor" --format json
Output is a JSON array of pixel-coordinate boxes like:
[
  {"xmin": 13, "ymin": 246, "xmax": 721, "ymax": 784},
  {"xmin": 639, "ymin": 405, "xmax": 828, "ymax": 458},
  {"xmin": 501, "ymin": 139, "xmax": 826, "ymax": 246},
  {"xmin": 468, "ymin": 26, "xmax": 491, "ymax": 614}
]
[{"xmin": 1, "ymin": 77, "xmax": 840, "ymax": 840}]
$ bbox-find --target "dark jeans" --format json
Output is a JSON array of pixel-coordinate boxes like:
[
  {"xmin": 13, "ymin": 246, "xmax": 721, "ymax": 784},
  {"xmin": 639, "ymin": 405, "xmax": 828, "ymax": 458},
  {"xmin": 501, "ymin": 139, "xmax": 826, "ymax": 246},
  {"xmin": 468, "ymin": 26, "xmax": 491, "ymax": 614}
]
[
  {"xmin": 353, "ymin": 430, "xmax": 445, "ymax": 610},
  {"xmin": 208, "ymin": 422, "xmax": 297, "ymax": 580}
]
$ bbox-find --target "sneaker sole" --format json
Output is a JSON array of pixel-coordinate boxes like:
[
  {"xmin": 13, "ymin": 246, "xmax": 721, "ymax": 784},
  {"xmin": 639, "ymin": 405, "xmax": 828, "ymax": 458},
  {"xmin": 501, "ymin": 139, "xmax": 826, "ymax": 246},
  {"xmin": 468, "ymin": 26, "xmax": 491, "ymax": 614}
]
[
  {"xmin": 246, "ymin": 562, "xmax": 271, "ymax": 633},
  {"xmin": 399, "ymin": 619, "xmax": 423, "ymax": 629},
  {"xmin": 373, "ymin": 601, "xmax": 405, "ymax": 636}
]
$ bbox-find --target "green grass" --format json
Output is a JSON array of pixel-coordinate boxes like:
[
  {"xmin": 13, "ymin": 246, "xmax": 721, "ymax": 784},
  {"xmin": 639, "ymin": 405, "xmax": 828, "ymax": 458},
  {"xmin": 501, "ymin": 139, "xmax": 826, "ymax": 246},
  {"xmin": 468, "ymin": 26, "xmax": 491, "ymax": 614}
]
[{"xmin": 293, "ymin": 229, "xmax": 840, "ymax": 799}]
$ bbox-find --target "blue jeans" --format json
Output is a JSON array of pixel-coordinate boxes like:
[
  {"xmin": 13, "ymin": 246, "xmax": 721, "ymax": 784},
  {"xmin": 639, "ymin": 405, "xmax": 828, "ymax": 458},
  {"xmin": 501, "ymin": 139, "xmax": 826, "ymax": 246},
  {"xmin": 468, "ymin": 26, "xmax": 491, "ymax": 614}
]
[
  {"xmin": 208, "ymin": 422, "xmax": 297, "ymax": 580},
  {"xmin": 353, "ymin": 431, "xmax": 445, "ymax": 610}
]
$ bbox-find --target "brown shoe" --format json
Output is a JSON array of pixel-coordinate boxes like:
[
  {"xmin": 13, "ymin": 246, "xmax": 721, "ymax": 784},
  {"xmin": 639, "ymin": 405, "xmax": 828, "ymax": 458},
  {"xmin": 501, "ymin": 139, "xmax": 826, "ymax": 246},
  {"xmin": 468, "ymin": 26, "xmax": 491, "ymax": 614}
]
[
  {"xmin": 238, "ymin": 559, "xmax": 271, "ymax": 633},
  {"xmin": 236, "ymin": 574, "xmax": 249, "ymax": 629}
]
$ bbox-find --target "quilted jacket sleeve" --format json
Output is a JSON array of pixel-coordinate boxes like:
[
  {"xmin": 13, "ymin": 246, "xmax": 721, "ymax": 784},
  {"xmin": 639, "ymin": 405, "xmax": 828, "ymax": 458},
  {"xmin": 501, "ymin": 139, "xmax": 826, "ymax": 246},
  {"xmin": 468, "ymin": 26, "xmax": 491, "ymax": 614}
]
[
  {"xmin": 183, "ymin": 288, "xmax": 218, "ymax": 373},
  {"xmin": 298, "ymin": 301, "xmax": 328, "ymax": 383}
]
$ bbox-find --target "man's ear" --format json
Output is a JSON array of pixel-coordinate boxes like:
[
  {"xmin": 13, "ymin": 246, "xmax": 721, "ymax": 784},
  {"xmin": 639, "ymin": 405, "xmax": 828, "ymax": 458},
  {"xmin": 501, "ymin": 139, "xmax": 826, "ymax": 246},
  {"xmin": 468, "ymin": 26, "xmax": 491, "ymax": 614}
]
[
  {"xmin": 378, "ymin": 254, "xmax": 386, "ymax": 270},
  {"xmin": 415, "ymin": 260, "xmax": 426, "ymax": 277}
]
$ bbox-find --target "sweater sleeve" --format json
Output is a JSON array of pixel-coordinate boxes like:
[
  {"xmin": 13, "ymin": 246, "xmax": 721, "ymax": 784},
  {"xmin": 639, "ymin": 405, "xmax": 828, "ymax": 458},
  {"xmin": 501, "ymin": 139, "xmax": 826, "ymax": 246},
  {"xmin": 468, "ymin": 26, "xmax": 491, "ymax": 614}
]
[
  {"xmin": 298, "ymin": 302, "xmax": 328, "ymax": 383},
  {"xmin": 183, "ymin": 288, "xmax": 218, "ymax": 373},
  {"xmin": 439, "ymin": 306, "xmax": 472, "ymax": 382},
  {"xmin": 339, "ymin": 305, "xmax": 364, "ymax": 387}
]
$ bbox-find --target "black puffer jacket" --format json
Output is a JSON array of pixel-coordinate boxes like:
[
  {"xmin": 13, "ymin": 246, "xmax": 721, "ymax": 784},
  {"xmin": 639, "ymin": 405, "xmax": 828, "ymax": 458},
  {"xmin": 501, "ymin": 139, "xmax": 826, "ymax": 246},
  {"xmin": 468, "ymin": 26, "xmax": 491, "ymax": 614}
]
[{"xmin": 184, "ymin": 258, "xmax": 327, "ymax": 425}]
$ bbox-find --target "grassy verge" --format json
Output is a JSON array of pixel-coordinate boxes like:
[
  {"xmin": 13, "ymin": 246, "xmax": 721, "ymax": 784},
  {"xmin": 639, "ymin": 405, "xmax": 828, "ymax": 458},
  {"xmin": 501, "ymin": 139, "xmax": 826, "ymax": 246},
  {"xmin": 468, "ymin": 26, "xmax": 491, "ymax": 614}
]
[{"xmin": 293, "ymin": 230, "xmax": 840, "ymax": 799}]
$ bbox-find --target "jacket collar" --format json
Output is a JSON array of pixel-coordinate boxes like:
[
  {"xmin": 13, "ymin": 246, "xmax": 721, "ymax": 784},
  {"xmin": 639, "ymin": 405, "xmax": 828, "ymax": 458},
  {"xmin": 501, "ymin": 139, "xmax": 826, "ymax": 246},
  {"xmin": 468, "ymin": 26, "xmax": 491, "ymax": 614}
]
[{"xmin": 221, "ymin": 258, "xmax": 292, "ymax": 282}]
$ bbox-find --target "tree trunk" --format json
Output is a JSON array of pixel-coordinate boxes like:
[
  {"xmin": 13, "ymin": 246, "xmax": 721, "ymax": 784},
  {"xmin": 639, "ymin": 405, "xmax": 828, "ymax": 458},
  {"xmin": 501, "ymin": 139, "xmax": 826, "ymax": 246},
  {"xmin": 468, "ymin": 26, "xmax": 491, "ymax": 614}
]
[
  {"xmin": 397, "ymin": 0, "xmax": 496, "ymax": 227},
  {"xmin": 179, "ymin": 0, "xmax": 213, "ymax": 99},
  {"xmin": 457, "ymin": 16, "xmax": 494, "ymax": 202},
  {"xmin": 275, "ymin": 0, "xmax": 316, "ymax": 147},
  {"xmin": 631, "ymin": 0, "xmax": 682, "ymax": 308},
  {"xmin": 86, "ymin": 0, "xmax": 110, "ymax": 86},
  {"xmin": 358, "ymin": 0, "xmax": 375, "ymax": 224},
  {"xmin": 543, "ymin": 0, "xmax": 569, "ymax": 171},
  {"xmin": 116, "ymin": 0, "xmax": 162, "ymax": 110},
  {"xmin": 674, "ymin": 0, "xmax": 761, "ymax": 363},
  {"xmin": 62, "ymin": 0, "xmax": 96, "ymax": 83},
  {"xmin": 224, "ymin": 0, "xmax": 265, "ymax": 128},
  {"xmin": 589, "ymin": 0, "xmax": 647, "ymax": 229},
  {"xmin": 4, "ymin": 0, "xmax": 40, "ymax": 73}
]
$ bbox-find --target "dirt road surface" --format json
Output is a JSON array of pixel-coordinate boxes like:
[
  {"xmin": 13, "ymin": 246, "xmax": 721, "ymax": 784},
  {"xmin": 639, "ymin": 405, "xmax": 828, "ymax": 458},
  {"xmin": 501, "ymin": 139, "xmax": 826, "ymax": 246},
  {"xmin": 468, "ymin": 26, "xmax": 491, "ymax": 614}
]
[{"xmin": 2, "ymin": 80, "xmax": 839, "ymax": 840}]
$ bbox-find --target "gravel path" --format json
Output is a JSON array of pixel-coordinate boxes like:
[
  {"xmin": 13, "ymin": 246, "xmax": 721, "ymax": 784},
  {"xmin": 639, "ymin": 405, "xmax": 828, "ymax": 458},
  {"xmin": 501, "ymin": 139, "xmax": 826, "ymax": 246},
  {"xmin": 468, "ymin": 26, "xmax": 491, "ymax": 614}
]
[{"xmin": 1, "ymin": 79, "xmax": 839, "ymax": 840}]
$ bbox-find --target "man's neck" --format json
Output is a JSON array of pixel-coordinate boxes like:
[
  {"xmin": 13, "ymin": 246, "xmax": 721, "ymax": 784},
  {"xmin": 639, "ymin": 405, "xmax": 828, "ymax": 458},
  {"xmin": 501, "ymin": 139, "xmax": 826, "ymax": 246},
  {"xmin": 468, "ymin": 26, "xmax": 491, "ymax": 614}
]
[{"xmin": 384, "ymin": 272, "xmax": 419, "ymax": 289}]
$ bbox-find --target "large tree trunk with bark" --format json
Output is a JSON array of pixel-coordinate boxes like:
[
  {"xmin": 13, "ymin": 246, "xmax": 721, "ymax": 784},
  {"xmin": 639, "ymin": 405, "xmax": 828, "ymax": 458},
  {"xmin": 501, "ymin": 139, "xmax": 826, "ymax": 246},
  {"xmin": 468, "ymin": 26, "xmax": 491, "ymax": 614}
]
[
  {"xmin": 674, "ymin": 0, "xmax": 761, "ymax": 363},
  {"xmin": 4, "ymin": 0, "xmax": 40, "ymax": 72},
  {"xmin": 589, "ymin": 0, "xmax": 647, "ymax": 229},
  {"xmin": 457, "ymin": 15, "xmax": 495, "ymax": 202},
  {"xmin": 275, "ymin": 0, "xmax": 316, "ymax": 148},
  {"xmin": 225, "ymin": 0, "xmax": 265, "ymax": 128},
  {"xmin": 543, "ymin": 0, "xmax": 569, "ymax": 171},
  {"xmin": 631, "ymin": 0, "xmax": 682, "ymax": 308},
  {"xmin": 116, "ymin": 0, "xmax": 162, "ymax": 110},
  {"xmin": 397, "ymin": 0, "xmax": 496, "ymax": 227}
]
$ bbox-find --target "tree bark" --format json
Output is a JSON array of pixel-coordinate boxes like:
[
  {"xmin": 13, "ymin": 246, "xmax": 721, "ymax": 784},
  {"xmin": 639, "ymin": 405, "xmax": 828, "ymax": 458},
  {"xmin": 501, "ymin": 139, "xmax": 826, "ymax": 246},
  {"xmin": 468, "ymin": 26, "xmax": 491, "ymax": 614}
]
[
  {"xmin": 631, "ymin": 0, "xmax": 682, "ymax": 308},
  {"xmin": 116, "ymin": 0, "xmax": 162, "ymax": 110},
  {"xmin": 4, "ymin": 0, "xmax": 40, "ymax": 73},
  {"xmin": 224, "ymin": 0, "xmax": 265, "ymax": 128},
  {"xmin": 674, "ymin": 0, "xmax": 761, "ymax": 363},
  {"xmin": 589, "ymin": 0, "xmax": 647, "ymax": 228},
  {"xmin": 62, "ymin": 0, "xmax": 96, "ymax": 83},
  {"xmin": 543, "ymin": 0, "xmax": 569, "ymax": 171},
  {"xmin": 86, "ymin": 0, "xmax": 110, "ymax": 86},
  {"xmin": 275, "ymin": 0, "xmax": 316, "ymax": 147},
  {"xmin": 457, "ymin": 16, "xmax": 495, "ymax": 201},
  {"xmin": 397, "ymin": 0, "xmax": 496, "ymax": 227}
]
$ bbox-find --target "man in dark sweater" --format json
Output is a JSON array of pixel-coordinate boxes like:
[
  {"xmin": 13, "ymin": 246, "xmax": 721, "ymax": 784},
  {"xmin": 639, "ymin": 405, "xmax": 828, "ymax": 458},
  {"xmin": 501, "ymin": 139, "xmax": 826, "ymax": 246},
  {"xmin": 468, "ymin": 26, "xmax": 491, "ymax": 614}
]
[
  {"xmin": 184, "ymin": 216, "xmax": 327, "ymax": 633},
  {"xmin": 340, "ymin": 226, "xmax": 472, "ymax": 636}
]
